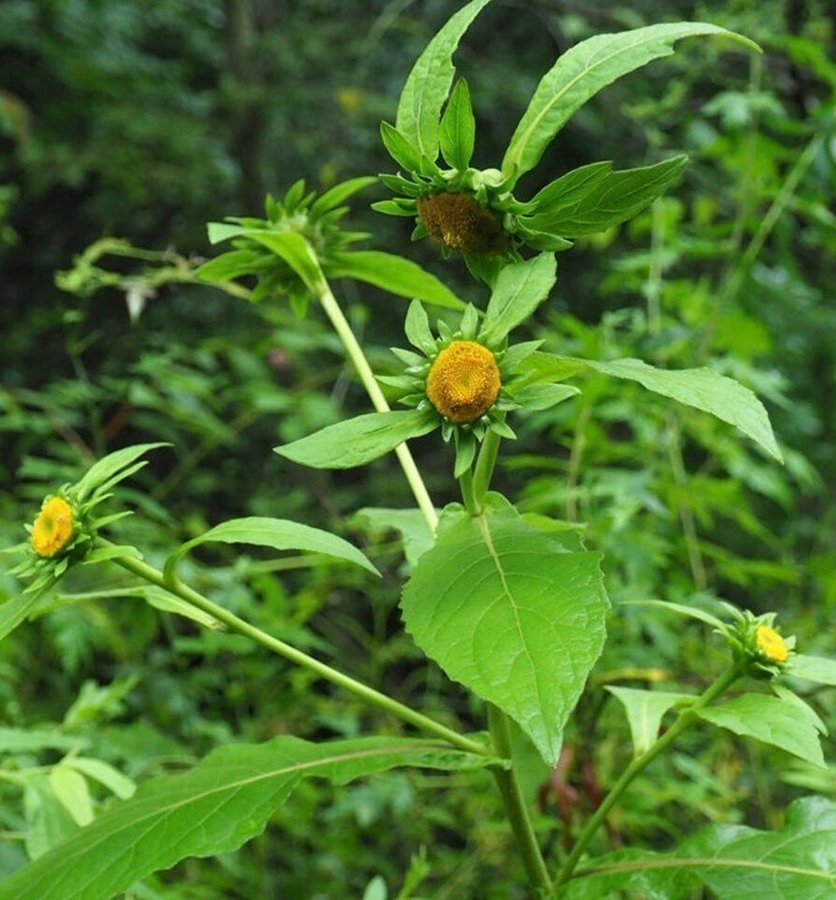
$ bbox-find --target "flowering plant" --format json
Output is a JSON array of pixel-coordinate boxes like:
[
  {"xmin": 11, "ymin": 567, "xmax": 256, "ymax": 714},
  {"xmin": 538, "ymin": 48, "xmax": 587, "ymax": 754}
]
[{"xmin": 2, "ymin": 2, "xmax": 832, "ymax": 898}]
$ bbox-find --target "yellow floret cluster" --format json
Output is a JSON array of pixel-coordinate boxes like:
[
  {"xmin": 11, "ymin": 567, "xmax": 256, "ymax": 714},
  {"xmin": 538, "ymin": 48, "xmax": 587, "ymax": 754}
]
[
  {"xmin": 426, "ymin": 340, "xmax": 501, "ymax": 423},
  {"xmin": 31, "ymin": 496, "xmax": 75, "ymax": 558},
  {"xmin": 755, "ymin": 624, "xmax": 789, "ymax": 664}
]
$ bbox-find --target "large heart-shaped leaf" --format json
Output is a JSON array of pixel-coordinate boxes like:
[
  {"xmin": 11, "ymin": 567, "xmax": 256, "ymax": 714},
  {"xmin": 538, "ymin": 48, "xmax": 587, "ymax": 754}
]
[{"xmin": 401, "ymin": 507, "xmax": 608, "ymax": 765}]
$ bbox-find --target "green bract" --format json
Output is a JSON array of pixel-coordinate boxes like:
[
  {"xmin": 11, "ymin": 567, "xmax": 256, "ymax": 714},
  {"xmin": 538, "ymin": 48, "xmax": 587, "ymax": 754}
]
[
  {"xmin": 198, "ymin": 178, "xmax": 465, "ymax": 314},
  {"xmin": 375, "ymin": 1, "xmax": 758, "ymax": 283}
]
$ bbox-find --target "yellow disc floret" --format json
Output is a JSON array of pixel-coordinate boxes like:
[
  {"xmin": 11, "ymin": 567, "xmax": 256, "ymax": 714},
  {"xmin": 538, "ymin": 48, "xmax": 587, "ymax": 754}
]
[
  {"xmin": 417, "ymin": 192, "xmax": 508, "ymax": 255},
  {"xmin": 426, "ymin": 340, "xmax": 501, "ymax": 424},
  {"xmin": 755, "ymin": 624, "xmax": 789, "ymax": 663},
  {"xmin": 31, "ymin": 496, "xmax": 75, "ymax": 558}
]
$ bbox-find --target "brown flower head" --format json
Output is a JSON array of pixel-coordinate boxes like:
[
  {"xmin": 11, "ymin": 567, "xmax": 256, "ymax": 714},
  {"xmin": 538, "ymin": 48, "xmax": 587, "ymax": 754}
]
[{"xmin": 416, "ymin": 192, "xmax": 508, "ymax": 255}]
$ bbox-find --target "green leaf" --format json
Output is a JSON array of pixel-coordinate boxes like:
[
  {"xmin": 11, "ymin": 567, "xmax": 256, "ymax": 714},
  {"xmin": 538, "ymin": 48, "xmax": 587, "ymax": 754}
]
[
  {"xmin": 276, "ymin": 410, "xmax": 437, "ymax": 470},
  {"xmin": 328, "ymin": 251, "xmax": 464, "ymax": 310},
  {"xmin": 206, "ymin": 221, "xmax": 250, "ymax": 244},
  {"xmin": 479, "ymin": 254, "xmax": 557, "ymax": 344},
  {"xmin": 353, "ymin": 508, "xmax": 436, "ymax": 568},
  {"xmin": 81, "ymin": 545, "xmax": 142, "ymax": 565},
  {"xmin": 244, "ymin": 230, "xmax": 321, "ymax": 293},
  {"xmin": 681, "ymin": 796, "xmax": 836, "ymax": 899},
  {"xmin": 23, "ymin": 775, "xmax": 78, "ymax": 861},
  {"xmin": 193, "ymin": 249, "xmax": 260, "ymax": 284},
  {"xmin": 790, "ymin": 654, "xmax": 836, "ymax": 687},
  {"xmin": 395, "ymin": 0, "xmax": 494, "ymax": 160},
  {"xmin": 48, "ymin": 766, "xmax": 94, "ymax": 827},
  {"xmin": 524, "ymin": 156, "xmax": 688, "ymax": 236},
  {"xmin": 623, "ymin": 598, "xmax": 727, "ymax": 630},
  {"xmin": 439, "ymin": 78, "xmax": 475, "ymax": 170},
  {"xmin": 567, "ymin": 797, "xmax": 836, "ymax": 899},
  {"xmin": 696, "ymin": 693, "xmax": 826, "ymax": 767},
  {"xmin": 380, "ymin": 121, "xmax": 422, "ymax": 171},
  {"xmin": 0, "ymin": 736, "xmax": 495, "ymax": 900},
  {"xmin": 606, "ymin": 687, "xmax": 694, "ymax": 756},
  {"xmin": 64, "ymin": 758, "xmax": 136, "ymax": 801},
  {"xmin": 508, "ymin": 383, "xmax": 580, "ymax": 411},
  {"xmin": 140, "ymin": 586, "xmax": 224, "ymax": 631},
  {"xmin": 0, "ymin": 727, "xmax": 87, "ymax": 755},
  {"xmin": 501, "ymin": 23, "xmax": 759, "ymax": 181},
  {"xmin": 568, "ymin": 356, "xmax": 783, "ymax": 461},
  {"xmin": 310, "ymin": 176, "xmax": 378, "ymax": 216},
  {"xmin": 0, "ymin": 592, "xmax": 44, "ymax": 643},
  {"xmin": 404, "ymin": 299, "xmax": 437, "ymax": 354},
  {"xmin": 528, "ymin": 161, "xmax": 613, "ymax": 211},
  {"xmin": 74, "ymin": 443, "xmax": 170, "ymax": 503},
  {"xmin": 168, "ymin": 516, "xmax": 379, "ymax": 577},
  {"xmin": 401, "ymin": 507, "xmax": 609, "ymax": 765}
]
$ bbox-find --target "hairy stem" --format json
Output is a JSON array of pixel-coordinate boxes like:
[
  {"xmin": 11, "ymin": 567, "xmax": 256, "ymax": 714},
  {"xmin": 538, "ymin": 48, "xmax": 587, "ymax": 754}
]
[
  {"xmin": 554, "ymin": 663, "xmax": 743, "ymax": 889},
  {"xmin": 315, "ymin": 276, "xmax": 438, "ymax": 534},
  {"xmin": 111, "ymin": 549, "xmax": 488, "ymax": 756},
  {"xmin": 472, "ymin": 428, "xmax": 502, "ymax": 508},
  {"xmin": 488, "ymin": 704, "xmax": 553, "ymax": 896}
]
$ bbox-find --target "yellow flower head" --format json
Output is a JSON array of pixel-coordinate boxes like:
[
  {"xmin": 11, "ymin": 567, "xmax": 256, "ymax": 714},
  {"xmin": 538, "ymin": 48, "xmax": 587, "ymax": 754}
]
[
  {"xmin": 31, "ymin": 496, "xmax": 75, "ymax": 558},
  {"xmin": 416, "ymin": 192, "xmax": 508, "ymax": 255},
  {"xmin": 426, "ymin": 340, "xmax": 501, "ymax": 423},
  {"xmin": 755, "ymin": 624, "xmax": 789, "ymax": 664}
]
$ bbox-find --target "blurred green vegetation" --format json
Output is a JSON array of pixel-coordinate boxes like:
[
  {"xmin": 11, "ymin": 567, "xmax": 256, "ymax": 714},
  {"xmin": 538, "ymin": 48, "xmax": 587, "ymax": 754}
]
[{"xmin": 1, "ymin": 0, "xmax": 833, "ymax": 896}]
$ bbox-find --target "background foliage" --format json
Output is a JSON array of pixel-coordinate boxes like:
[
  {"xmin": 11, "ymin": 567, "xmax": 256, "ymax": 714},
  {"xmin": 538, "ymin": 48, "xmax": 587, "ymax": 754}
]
[{"xmin": 1, "ymin": 0, "xmax": 833, "ymax": 896}]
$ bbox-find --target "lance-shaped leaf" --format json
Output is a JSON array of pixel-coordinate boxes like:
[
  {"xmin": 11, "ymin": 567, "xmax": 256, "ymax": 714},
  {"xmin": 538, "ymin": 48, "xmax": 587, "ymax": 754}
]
[
  {"xmin": 565, "ymin": 798, "xmax": 836, "ymax": 898},
  {"xmin": 0, "ymin": 736, "xmax": 496, "ymax": 900},
  {"xmin": 502, "ymin": 23, "xmax": 759, "ymax": 181},
  {"xmin": 523, "ymin": 156, "xmax": 688, "ymax": 236},
  {"xmin": 395, "ymin": 0, "xmax": 493, "ymax": 160},
  {"xmin": 606, "ymin": 686, "xmax": 695, "ymax": 756},
  {"xmin": 165, "ymin": 516, "xmax": 378, "ymax": 577},
  {"xmin": 74, "ymin": 442, "xmax": 170, "ymax": 503},
  {"xmin": 276, "ymin": 410, "xmax": 437, "ymax": 470},
  {"xmin": 561, "ymin": 356, "xmax": 783, "ymax": 461},
  {"xmin": 193, "ymin": 249, "xmax": 262, "ymax": 284},
  {"xmin": 440, "ymin": 78, "xmax": 476, "ymax": 171},
  {"xmin": 243, "ymin": 230, "xmax": 322, "ymax": 293},
  {"xmin": 696, "ymin": 693, "xmax": 826, "ymax": 768},
  {"xmin": 479, "ymin": 254, "xmax": 557, "ymax": 345},
  {"xmin": 328, "ymin": 251, "xmax": 464, "ymax": 309},
  {"xmin": 401, "ymin": 507, "xmax": 609, "ymax": 765}
]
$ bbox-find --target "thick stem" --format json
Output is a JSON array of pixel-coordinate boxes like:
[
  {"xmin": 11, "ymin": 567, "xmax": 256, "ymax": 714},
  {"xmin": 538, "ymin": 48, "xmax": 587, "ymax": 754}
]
[
  {"xmin": 488, "ymin": 704, "xmax": 553, "ymax": 896},
  {"xmin": 315, "ymin": 277, "xmax": 438, "ymax": 534},
  {"xmin": 458, "ymin": 466, "xmax": 479, "ymax": 515},
  {"xmin": 112, "ymin": 550, "xmax": 487, "ymax": 757},
  {"xmin": 554, "ymin": 664, "xmax": 743, "ymax": 889}
]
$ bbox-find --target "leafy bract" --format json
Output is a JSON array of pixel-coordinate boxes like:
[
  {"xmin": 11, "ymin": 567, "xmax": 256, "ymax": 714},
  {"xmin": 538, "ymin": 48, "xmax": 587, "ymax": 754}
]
[
  {"xmin": 479, "ymin": 254, "xmax": 557, "ymax": 344},
  {"xmin": 440, "ymin": 78, "xmax": 476, "ymax": 170},
  {"xmin": 523, "ymin": 156, "xmax": 688, "ymax": 236},
  {"xmin": 395, "ymin": 0, "xmax": 493, "ymax": 160},
  {"xmin": 564, "ymin": 356, "xmax": 782, "ymax": 461},
  {"xmin": 501, "ymin": 22, "xmax": 759, "ymax": 181},
  {"xmin": 696, "ymin": 693, "xmax": 826, "ymax": 767},
  {"xmin": 0, "ymin": 737, "xmax": 495, "ymax": 900},
  {"xmin": 74, "ymin": 442, "xmax": 170, "ymax": 503},
  {"xmin": 328, "ymin": 251, "xmax": 464, "ymax": 310},
  {"xmin": 276, "ymin": 410, "xmax": 437, "ymax": 470},
  {"xmin": 606, "ymin": 686, "xmax": 694, "ymax": 756},
  {"xmin": 166, "ymin": 516, "xmax": 379, "ymax": 577},
  {"xmin": 401, "ymin": 507, "xmax": 608, "ymax": 765}
]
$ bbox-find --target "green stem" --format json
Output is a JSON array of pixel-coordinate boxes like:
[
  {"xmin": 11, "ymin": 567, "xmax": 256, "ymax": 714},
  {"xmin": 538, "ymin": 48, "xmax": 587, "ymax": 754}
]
[
  {"xmin": 472, "ymin": 428, "xmax": 501, "ymax": 508},
  {"xmin": 458, "ymin": 466, "xmax": 478, "ymax": 515},
  {"xmin": 111, "ymin": 549, "xmax": 487, "ymax": 757},
  {"xmin": 488, "ymin": 704, "xmax": 553, "ymax": 896},
  {"xmin": 554, "ymin": 663, "xmax": 743, "ymax": 890},
  {"xmin": 315, "ymin": 276, "xmax": 438, "ymax": 534}
]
